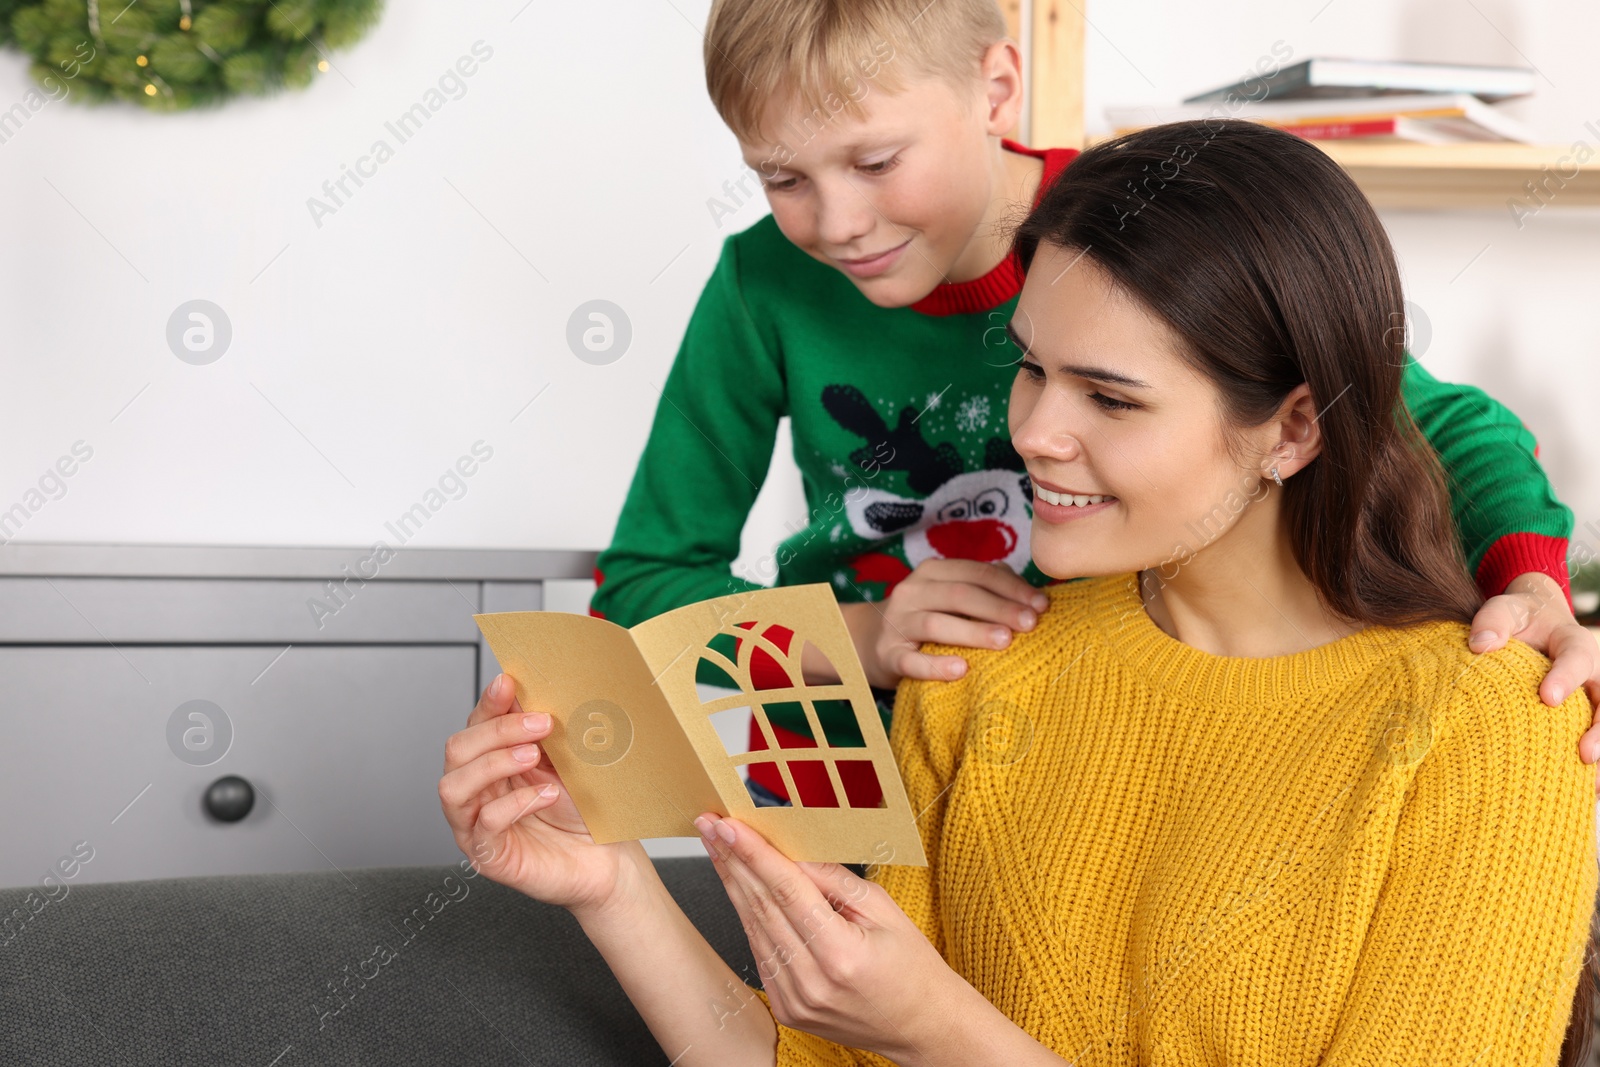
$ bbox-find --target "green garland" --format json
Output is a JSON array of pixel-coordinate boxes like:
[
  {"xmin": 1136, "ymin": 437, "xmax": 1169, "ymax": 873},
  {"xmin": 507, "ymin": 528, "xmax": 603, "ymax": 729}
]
[{"xmin": 0, "ymin": 0, "xmax": 382, "ymax": 110}]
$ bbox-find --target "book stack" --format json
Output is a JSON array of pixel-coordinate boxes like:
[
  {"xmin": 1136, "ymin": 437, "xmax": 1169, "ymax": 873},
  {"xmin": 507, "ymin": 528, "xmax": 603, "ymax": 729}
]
[{"xmin": 1106, "ymin": 58, "xmax": 1536, "ymax": 145}]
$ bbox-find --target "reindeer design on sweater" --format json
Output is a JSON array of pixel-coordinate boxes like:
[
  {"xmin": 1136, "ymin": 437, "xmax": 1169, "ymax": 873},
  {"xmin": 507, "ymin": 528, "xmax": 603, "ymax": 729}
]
[{"xmin": 822, "ymin": 384, "xmax": 1034, "ymax": 596}]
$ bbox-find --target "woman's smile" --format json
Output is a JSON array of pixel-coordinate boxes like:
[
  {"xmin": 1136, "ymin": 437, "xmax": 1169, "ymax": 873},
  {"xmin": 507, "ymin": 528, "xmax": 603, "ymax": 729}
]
[{"xmin": 1030, "ymin": 476, "xmax": 1117, "ymax": 523}]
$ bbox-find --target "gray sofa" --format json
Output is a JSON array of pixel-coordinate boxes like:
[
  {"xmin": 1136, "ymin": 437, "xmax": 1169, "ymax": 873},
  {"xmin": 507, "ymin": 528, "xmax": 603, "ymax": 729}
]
[{"xmin": 1, "ymin": 858, "xmax": 756, "ymax": 1065}]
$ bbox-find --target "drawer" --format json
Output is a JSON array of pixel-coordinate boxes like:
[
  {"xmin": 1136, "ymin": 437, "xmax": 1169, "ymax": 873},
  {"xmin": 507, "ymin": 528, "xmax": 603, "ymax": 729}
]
[
  {"xmin": 0, "ymin": 644, "xmax": 476, "ymax": 888},
  {"xmin": 0, "ymin": 577, "xmax": 481, "ymax": 644}
]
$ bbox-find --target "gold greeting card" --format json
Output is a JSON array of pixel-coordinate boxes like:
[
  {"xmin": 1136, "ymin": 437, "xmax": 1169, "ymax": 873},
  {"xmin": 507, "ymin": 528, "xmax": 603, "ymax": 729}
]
[{"xmin": 473, "ymin": 583, "xmax": 927, "ymax": 866}]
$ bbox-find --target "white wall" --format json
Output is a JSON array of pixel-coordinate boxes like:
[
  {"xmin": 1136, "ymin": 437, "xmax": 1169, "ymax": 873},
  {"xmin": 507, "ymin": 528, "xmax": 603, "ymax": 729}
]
[
  {"xmin": 0, "ymin": 0, "xmax": 810, "ymax": 576},
  {"xmin": 1, "ymin": 0, "xmax": 1595, "ymax": 573}
]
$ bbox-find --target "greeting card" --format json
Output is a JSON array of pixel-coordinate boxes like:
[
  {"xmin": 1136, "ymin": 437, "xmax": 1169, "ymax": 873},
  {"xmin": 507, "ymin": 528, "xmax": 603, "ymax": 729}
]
[{"xmin": 474, "ymin": 583, "xmax": 927, "ymax": 866}]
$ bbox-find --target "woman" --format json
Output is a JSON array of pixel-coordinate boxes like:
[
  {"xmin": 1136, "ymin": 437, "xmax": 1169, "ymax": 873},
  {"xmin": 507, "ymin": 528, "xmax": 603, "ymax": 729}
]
[{"xmin": 438, "ymin": 119, "xmax": 1598, "ymax": 1065}]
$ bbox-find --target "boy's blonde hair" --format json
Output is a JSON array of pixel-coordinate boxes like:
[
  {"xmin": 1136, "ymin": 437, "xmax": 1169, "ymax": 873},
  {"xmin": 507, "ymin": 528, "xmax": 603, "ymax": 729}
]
[{"xmin": 704, "ymin": 0, "xmax": 1011, "ymax": 151}]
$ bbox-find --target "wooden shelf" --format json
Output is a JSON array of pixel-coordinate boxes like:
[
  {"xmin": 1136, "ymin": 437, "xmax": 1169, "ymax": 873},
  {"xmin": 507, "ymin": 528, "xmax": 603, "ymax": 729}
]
[
  {"xmin": 1082, "ymin": 136, "xmax": 1600, "ymax": 211},
  {"xmin": 1031, "ymin": 2, "xmax": 1597, "ymax": 210},
  {"xmin": 1312, "ymin": 141, "xmax": 1600, "ymax": 210}
]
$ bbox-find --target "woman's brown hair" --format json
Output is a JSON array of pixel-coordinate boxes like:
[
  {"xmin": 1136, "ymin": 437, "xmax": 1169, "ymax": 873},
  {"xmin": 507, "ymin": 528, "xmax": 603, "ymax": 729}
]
[{"xmin": 1010, "ymin": 117, "xmax": 1596, "ymax": 1062}]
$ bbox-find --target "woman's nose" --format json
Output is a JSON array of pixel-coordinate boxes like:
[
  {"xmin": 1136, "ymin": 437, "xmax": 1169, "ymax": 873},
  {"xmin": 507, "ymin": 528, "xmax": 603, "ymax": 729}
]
[{"xmin": 1013, "ymin": 395, "xmax": 1084, "ymax": 462}]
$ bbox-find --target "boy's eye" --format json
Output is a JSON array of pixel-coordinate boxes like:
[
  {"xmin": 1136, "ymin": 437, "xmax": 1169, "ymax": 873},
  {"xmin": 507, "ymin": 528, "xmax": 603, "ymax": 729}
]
[{"xmin": 763, "ymin": 155, "xmax": 900, "ymax": 192}]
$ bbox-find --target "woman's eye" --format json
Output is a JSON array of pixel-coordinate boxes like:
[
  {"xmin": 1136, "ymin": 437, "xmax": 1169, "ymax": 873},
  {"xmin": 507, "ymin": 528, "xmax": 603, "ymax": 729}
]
[
  {"xmin": 1089, "ymin": 392, "xmax": 1137, "ymax": 412},
  {"xmin": 1018, "ymin": 359, "xmax": 1046, "ymax": 381}
]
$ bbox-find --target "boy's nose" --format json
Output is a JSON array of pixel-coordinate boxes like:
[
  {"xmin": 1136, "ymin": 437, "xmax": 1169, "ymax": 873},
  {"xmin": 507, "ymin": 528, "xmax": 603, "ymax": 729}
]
[{"xmin": 813, "ymin": 189, "xmax": 876, "ymax": 249}]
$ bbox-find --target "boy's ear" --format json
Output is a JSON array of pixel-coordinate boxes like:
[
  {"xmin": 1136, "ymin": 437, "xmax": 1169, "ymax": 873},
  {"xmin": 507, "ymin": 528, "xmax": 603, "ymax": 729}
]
[{"xmin": 980, "ymin": 38, "xmax": 1026, "ymax": 135}]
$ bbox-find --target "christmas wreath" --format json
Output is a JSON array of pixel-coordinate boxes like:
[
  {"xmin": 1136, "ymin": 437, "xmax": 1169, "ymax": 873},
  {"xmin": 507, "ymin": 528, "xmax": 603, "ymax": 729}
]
[{"xmin": 0, "ymin": 0, "xmax": 382, "ymax": 110}]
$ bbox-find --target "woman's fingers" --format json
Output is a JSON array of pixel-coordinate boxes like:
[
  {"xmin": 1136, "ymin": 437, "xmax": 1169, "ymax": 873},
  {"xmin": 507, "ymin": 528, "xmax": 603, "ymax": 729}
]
[
  {"xmin": 699, "ymin": 815, "xmax": 853, "ymax": 959},
  {"xmin": 796, "ymin": 860, "xmax": 879, "ymax": 923},
  {"xmin": 444, "ymin": 695, "xmax": 552, "ymax": 773},
  {"xmin": 438, "ymin": 741, "xmax": 548, "ymax": 833},
  {"xmin": 466, "ymin": 672, "xmax": 516, "ymax": 727},
  {"xmin": 478, "ymin": 781, "xmax": 562, "ymax": 836},
  {"xmin": 697, "ymin": 816, "xmax": 785, "ymax": 974}
]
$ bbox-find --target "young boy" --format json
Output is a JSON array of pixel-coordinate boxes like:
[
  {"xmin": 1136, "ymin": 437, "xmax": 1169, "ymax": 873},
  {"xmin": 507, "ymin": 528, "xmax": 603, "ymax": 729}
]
[{"xmin": 591, "ymin": 0, "xmax": 1592, "ymax": 808}]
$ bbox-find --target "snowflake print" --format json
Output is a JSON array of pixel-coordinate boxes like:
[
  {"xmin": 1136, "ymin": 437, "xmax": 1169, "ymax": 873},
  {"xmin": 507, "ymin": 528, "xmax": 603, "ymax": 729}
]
[
  {"xmin": 829, "ymin": 524, "xmax": 844, "ymax": 543},
  {"xmin": 924, "ymin": 390, "xmax": 944, "ymax": 412},
  {"xmin": 833, "ymin": 570, "xmax": 850, "ymax": 588},
  {"xmin": 830, "ymin": 461, "xmax": 849, "ymax": 479},
  {"xmin": 955, "ymin": 395, "xmax": 991, "ymax": 434}
]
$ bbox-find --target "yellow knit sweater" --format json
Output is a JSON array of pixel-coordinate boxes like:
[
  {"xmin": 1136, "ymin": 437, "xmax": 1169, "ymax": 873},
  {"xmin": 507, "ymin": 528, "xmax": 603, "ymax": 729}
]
[{"xmin": 753, "ymin": 573, "xmax": 1598, "ymax": 1066}]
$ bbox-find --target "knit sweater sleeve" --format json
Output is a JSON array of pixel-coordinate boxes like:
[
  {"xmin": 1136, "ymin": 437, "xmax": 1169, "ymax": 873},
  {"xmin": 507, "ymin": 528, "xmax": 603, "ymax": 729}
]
[
  {"xmin": 748, "ymin": 659, "xmax": 974, "ymax": 1066},
  {"xmin": 1321, "ymin": 644, "xmax": 1598, "ymax": 1065},
  {"xmin": 587, "ymin": 228, "xmax": 784, "ymax": 642},
  {"xmin": 1399, "ymin": 356, "xmax": 1574, "ymax": 604}
]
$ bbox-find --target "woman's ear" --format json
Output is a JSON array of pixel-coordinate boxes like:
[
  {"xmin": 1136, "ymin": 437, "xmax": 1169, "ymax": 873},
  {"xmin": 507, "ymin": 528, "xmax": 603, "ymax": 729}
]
[{"xmin": 1269, "ymin": 382, "xmax": 1323, "ymax": 479}]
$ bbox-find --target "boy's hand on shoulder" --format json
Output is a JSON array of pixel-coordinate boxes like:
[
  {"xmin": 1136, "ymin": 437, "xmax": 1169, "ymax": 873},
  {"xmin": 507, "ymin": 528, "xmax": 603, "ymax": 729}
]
[
  {"xmin": 1467, "ymin": 572, "xmax": 1600, "ymax": 788},
  {"xmin": 845, "ymin": 560, "xmax": 1050, "ymax": 689}
]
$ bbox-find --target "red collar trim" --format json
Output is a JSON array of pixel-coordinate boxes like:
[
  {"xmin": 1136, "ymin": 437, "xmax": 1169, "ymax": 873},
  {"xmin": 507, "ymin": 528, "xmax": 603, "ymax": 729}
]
[{"xmin": 909, "ymin": 138, "xmax": 1079, "ymax": 317}]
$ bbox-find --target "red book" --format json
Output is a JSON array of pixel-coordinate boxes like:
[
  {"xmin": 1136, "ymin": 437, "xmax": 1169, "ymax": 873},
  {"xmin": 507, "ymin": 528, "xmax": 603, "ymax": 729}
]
[
  {"xmin": 1278, "ymin": 117, "xmax": 1410, "ymax": 140},
  {"xmin": 1272, "ymin": 114, "xmax": 1497, "ymax": 144}
]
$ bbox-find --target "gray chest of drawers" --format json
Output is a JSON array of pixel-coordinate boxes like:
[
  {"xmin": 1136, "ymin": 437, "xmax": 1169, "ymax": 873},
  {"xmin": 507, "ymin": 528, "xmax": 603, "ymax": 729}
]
[{"xmin": 0, "ymin": 542, "xmax": 596, "ymax": 890}]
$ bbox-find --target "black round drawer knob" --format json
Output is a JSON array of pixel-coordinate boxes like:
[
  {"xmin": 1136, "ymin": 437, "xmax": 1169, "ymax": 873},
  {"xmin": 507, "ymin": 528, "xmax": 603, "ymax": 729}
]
[{"xmin": 203, "ymin": 775, "xmax": 255, "ymax": 823}]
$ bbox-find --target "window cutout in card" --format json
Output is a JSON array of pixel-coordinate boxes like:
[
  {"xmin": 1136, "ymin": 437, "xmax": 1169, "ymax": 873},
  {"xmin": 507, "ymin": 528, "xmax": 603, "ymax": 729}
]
[
  {"xmin": 746, "ymin": 760, "xmax": 783, "ymax": 792},
  {"xmin": 801, "ymin": 640, "xmax": 839, "ymax": 686},
  {"xmin": 736, "ymin": 620, "xmax": 797, "ymax": 691},
  {"xmin": 787, "ymin": 760, "xmax": 840, "ymax": 808},
  {"xmin": 764, "ymin": 702, "xmax": 818, "ymax": 748},
  {"xmin": 700, "ymin": 631, "xmax": 745, "ymax": 691},
  {"xmin": 838, "ymin": 760, "xmax": 886, "ymax": 808},
  {"xmin": 698, "ymin": 653, "xmax": 740, "ymax": 693},
  {"xmin": 814, "ymin": 699, "xmax": 867, "ymax": 748},
  {"xmin": 706, "ymin": 630, "xmax": 740, "ymax": 661},
  {"xmin": 708, "ymin": 706, "xmax": 754, "ymax": 756}
]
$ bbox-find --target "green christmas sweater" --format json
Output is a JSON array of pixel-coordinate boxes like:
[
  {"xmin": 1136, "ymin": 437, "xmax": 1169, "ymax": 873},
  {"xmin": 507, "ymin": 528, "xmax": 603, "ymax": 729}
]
[{"xmin": 590, "ymin": 141, "xmax": 1574, "ymax": 799}]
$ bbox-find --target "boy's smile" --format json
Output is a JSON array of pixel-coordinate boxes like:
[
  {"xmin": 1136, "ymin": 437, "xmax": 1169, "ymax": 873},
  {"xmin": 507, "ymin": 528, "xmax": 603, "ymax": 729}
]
[{"xmin": 834, "ymin": 237, "xmax": 912, "ymax": 278}]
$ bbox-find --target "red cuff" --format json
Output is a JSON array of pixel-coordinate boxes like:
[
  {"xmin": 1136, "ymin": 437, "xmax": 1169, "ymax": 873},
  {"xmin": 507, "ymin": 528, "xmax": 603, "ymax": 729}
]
[
  {"xmin": 587, "ymin": 565, "xmax": 606, "ymax": 619},
  {"xmin": 1475, "ymin": 533, "xmax": 1573, "ymax": 611}
]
